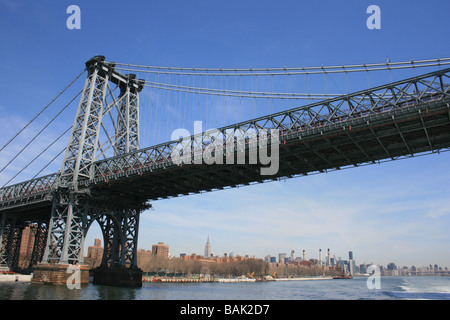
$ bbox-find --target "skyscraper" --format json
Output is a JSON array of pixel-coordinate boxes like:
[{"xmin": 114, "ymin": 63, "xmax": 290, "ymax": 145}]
[
  {"xmin": 204, "ymin": 235, "xmax": 212, "ymax": 258},
  {"xmin": 349, "ymin": 251, "xmax": 355, "ymax": 275}
]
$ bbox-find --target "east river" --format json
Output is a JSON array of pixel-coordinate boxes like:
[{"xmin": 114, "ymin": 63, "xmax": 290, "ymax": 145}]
[{"xmin": 1, "ymin": 275, "xmax": 449, "ymax": 300}]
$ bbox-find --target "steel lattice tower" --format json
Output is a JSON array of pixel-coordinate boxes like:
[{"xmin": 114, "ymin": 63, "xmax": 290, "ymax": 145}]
[{"xmin": 39, "ymin": 57, "xmax": 146, "ymax": 284}]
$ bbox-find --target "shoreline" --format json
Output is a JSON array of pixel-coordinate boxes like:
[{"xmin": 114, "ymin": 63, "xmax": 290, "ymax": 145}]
[
  {"xmin": 143, "ymin": 276, "xmax": 335, "ymax": 283},
  {"xmin": 0, "ymin": 273, "xmax": 337, "ymax": 284}
]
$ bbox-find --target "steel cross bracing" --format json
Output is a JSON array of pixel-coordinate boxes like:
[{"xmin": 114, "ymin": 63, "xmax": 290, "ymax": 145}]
[
  {"xmin": 42, "ymin": 56, "xmax": 145, "ymax": 266},
  {"xmin": 60, "ymin": 56, "xmax": 143, "ymax": 188},
  {"xmin": 0, "ymin": 60, "xmax": 450, "ymax": 269}
]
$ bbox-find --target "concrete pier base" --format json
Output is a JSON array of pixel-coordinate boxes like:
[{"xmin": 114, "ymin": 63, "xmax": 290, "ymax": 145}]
[
  {"xmin": 31, "ymin": 263, "xmax": 89, "ymax": 286},
  {"xmin": 93, "ymin": 266, "xmax": 143, "ymax": 287}
]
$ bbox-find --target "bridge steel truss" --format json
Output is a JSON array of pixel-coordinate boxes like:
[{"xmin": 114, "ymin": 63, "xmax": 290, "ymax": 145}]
[
  {"xmin": 0, "ymin": 59, "xmax": 450, "ymax": 278},
  {"xmin": 80, "ymin": 66, "xmax": 450, "ymax": 202}
]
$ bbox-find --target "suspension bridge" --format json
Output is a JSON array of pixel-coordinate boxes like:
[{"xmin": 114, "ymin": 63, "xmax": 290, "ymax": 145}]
[{"xmin": 0, "ymin": 55, "xmax": 449, "ymax": 287}]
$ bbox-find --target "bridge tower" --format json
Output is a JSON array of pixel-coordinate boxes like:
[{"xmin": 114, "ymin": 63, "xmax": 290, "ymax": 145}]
[{"xmin": 31, "ymin": 56, "xmax": 147, "ymax": 287}]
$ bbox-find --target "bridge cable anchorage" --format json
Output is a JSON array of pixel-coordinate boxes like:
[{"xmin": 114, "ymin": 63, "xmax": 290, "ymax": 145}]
[
  {"xmin": 0, "ymin": 69, "xmax": 86, "ymax": 153},
  {"xmin": 109, "ymin": 57, "xmax": 450, "ymax": 76}
]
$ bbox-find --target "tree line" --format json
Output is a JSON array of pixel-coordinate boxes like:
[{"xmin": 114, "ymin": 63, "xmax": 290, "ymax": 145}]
[{"xmin": 136, "ymin": 253, "xmax": 341, "ymax": 277}]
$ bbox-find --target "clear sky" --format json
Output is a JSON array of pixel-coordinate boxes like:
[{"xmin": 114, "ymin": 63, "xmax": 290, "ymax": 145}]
[{"xmin": 0, "ymin": 0, "xmax": 449, "ymax": 268}]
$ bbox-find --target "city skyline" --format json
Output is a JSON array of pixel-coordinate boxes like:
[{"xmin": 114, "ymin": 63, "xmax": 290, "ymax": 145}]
[
  {"xmin": 1, "ymin": 1, "xmax": 449, "ymax": 270},
  {"xmin": 85, "ymin": 235, "xmax": 449, "ymax": 273},
  {"xmin": 131, "ymin": 153, "xmax": 450, "ymax": 268}
]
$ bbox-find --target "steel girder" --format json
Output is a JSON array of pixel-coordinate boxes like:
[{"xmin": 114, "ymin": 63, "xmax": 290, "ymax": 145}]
[{"xmin": 0, "ymin": 173, "xmax": 57, "ymax": 210}]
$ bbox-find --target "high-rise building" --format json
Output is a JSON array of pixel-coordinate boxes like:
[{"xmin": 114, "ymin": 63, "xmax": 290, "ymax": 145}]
[
  {"xmin": 87, "ymin": 238, "xmax": 104, "ymax": 267},
  {"xmin": 19, "ymin": 226, "xmax": 36, "ymax": 258},
  {"xmin": 152, "ymin": 242, "xmax": 169, "ymax": 258},
  {"xmin": 348, "ymin": 251, "xmax": 355, "ymax": 275},
  {"xmin": 204, "ymin": 236, "xmax": 212, "ymax": 258},
  {"xmin": 18, "ymin": 224, "xmax": 37, "ymax": 269},
  {"xmin": 279, "ymin": 253, "xmax": 287, "ymax": 263}
]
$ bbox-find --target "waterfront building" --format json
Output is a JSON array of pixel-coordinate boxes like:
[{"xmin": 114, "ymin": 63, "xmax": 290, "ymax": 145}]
[
  {"xmin": 18, "ymin": 225, "xmax": 36, "ymax": 269},
  {"xmin": 87, "ymin": 238, "xmax": 104, "ymax": 268},
  {"xmin": 348, "ymin": 251, "xmax": 355, "ymax": 275},
  {"xmin": 152, "ymin": 242, "xmax": 169, "ymax": 258}
]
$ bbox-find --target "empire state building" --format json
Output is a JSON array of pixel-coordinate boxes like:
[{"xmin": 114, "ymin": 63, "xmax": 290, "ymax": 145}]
[{"xmin": 204, "ymin": 236, "xmax": 212, "ymax": 258}]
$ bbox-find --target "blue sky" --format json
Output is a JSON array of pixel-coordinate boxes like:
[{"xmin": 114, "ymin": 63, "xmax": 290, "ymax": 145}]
[{"xmin": 0, "ymin": 0, "xmax": 449, "ymax": 268}]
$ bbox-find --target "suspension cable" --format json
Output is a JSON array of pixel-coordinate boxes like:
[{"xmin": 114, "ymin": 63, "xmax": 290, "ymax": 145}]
[
  {"xmin": 32, "ymin": 148, "xmax": 66, "ymax": 180},
  {"xmin": 0, "ymin": 69, "xmax": 85, "ymax": 152},
  {"xmin": 1, "ymin": 126, "xmax": 71, "ymax": 187},
  {"xmin": 145, "ymin": 82, "xmax": 342, "ymax": 99},
  {"xmin": 109, "ymin": 57, "xmax": 450, "ymax": 76},
  {"xmin": 0, "ymin": 88, "xmax": 83, "ymax": 174}
]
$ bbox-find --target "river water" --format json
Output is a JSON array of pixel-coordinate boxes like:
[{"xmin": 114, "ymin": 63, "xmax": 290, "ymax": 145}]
[{"xmin": 1, "ymin": 276, "xmax": 449, "ymax": 300}]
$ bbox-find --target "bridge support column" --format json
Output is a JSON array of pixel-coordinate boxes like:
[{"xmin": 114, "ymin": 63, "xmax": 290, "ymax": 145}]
[
  {"xmin": 0, "ymin": 214, "xmax": 24, "ymax": 271},
  {"xmin": 32, "ymin": 190, "xmax": 90, "ymax": 285},
  {"xmin": 30, "ymin": 56, "xmax": 145, "ymax": 287},
  {"xmin": 92, "ymin": 207, "xmax": 143, "ymax": 287},
  {"xmin": 0, "ymin": 214, "xmax": 12, "ymax": 270},
  {"xmin": 26, "ymin": 221, "xmax": 48, "ymax": 272},
  {"xmin": 92, "ymin": 266, "xmax": 142, "ymax": 287}
]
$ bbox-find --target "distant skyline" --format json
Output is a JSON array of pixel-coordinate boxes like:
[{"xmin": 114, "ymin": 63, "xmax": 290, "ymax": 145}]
[{"xmin": 0, "ymin": 1, "xmax": 449, "ymax": 269}]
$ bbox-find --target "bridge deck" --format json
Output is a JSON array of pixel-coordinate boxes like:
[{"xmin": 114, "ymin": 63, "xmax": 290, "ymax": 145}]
[{"xmin": 89, "ymin": 96, "xmax": 450, "ymax": 203}]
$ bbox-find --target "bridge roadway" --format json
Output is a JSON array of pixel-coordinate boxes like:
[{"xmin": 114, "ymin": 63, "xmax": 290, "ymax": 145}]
[{"xmin": 1, "ymin": 68, "xmax": 450, "ymax": 222}]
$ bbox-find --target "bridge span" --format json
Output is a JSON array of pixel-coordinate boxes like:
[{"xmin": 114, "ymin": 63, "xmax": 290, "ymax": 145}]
[{"xmin": 0, "ymin": 56, "xmax": 449, "ymax": 286}]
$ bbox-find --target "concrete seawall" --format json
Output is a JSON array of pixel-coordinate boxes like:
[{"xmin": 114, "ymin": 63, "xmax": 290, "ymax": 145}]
[{"xmin": 0, "ymin": 274, "xmax": 32, "ymax": 282}]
